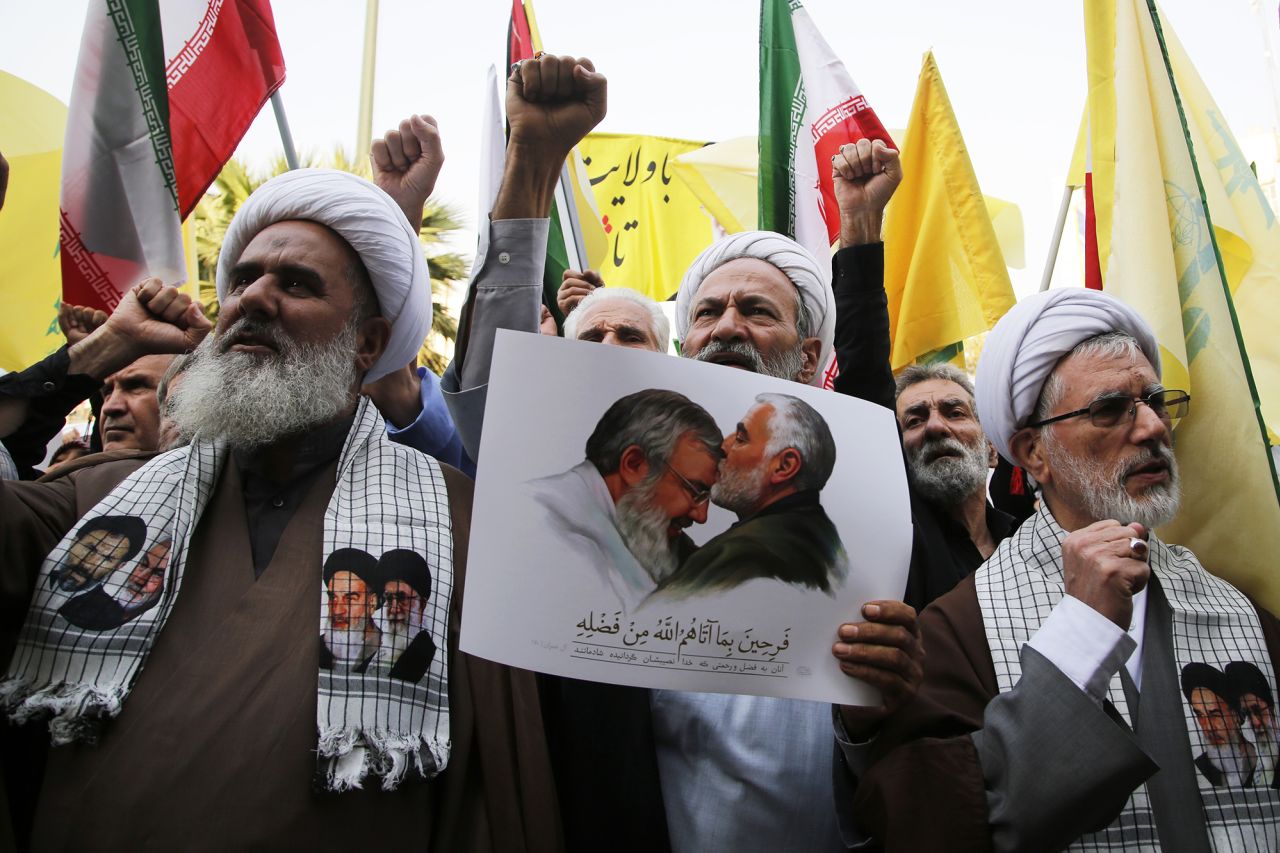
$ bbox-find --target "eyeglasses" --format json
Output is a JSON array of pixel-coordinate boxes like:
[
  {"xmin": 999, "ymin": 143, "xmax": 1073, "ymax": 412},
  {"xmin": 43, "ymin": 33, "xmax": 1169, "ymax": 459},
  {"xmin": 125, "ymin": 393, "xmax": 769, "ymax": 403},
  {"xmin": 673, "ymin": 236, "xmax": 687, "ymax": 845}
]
[
  {"xmin": 665, "ymin": 462, "xmax": 712, "ymax": 506},
  {"xmin": 1026, "ymin": 389, "xmax": 1190, "ymax": 430}
]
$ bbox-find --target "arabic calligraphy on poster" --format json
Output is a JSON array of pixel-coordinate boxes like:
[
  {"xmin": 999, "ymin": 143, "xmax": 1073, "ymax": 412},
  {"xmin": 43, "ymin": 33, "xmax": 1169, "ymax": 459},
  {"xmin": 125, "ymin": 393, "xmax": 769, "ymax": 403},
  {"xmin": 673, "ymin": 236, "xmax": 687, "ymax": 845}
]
[{"xmin": 579, "ymin": 133, "xmax": 716, "ymax": 301}]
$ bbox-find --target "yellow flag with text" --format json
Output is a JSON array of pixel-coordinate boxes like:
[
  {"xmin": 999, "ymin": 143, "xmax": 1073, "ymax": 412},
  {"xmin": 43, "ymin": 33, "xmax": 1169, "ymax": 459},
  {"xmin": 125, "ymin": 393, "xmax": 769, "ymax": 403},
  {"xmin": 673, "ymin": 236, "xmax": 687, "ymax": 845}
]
[
  {"xmin": 578, "ymin": 133, "xmax": 716, "ymax": 301},
  {"xmin": 0, "ymin": 72, "xmax": 68, "ymax": 372},
  {"xmin": 882, "ymin": 52, "xmax": 1016, "ymax": 371},
  {"xmin": 1085, "ymin": 0, "xmax": 1280, "ymax": 611}
]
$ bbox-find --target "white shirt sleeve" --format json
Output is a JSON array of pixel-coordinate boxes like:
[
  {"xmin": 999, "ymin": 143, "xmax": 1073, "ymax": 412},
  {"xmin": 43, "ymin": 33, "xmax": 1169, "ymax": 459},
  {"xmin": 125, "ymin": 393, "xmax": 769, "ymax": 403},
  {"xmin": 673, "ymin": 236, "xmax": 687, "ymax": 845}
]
[{"xmin": 1025, "ymin": 595, "xmax": 1138, "ymax": 703}]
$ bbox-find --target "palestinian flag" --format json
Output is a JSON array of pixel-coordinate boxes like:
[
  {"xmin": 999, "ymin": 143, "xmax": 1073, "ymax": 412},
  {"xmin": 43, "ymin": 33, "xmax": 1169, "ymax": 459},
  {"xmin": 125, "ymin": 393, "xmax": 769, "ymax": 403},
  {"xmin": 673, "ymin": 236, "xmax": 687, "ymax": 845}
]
[
  {"xmin": 759, "ymin": 0, "xmax": 893, "ymax": 264},
  {"xmin": 59, "ymin": 0, "xmax": 285, "ymax": 311}
]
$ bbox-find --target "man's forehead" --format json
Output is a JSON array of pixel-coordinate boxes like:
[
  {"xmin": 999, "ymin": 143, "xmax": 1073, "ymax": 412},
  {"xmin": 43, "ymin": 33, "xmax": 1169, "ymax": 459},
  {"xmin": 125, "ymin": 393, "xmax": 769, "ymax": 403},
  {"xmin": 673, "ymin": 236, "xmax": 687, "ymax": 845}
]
[
  {"xmin": 107, "ymin": 354, "xmax": 175, "ymax": 385},
  {"xmin": 696, "ymin": 258, "xmax": 796, "ymax": 305},
  {"xmin": 240, "ymin": 219, "xmax": 355, "ymax": 262},
  {"xmin": 580, "ymin": 298, "xmax": 652, "ymax": 330},
  {"xmin": 1052, "ymin": 349, "xmax": 1159, "ymax": 402},
  {"xmin": 896, "ymin": 379, "xmax": 974, "ymax": 415}
]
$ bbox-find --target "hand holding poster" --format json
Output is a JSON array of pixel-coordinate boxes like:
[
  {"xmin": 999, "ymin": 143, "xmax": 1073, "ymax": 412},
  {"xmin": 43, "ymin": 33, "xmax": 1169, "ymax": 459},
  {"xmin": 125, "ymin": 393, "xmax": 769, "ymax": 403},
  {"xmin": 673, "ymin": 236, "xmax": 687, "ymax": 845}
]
[{"xmin": 460, "ymin": 331, "xmax": 912, "ymax": 705}]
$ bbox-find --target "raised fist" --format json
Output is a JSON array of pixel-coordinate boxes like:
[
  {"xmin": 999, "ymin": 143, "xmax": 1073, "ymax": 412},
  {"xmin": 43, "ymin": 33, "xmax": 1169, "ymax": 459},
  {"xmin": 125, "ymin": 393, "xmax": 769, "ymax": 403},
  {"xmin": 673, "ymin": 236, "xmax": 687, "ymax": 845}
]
[
  {"xmin": 371, "ymin": 114, "xmax": 445, "ymax": 230},
  {"xmin": 506, "ymin": 55, "xmax": 607, "ymax": 161},
  {"xmin": 1062, "ymin": 520, "xmax": 1152, "ymax": 629},
  {"xmin": 558, "ymin": 268, "xmax": 605, "ymax": 317},
  {"xmin": 832, "ymin": 138, "xmax": 902, "ymax": 246}
]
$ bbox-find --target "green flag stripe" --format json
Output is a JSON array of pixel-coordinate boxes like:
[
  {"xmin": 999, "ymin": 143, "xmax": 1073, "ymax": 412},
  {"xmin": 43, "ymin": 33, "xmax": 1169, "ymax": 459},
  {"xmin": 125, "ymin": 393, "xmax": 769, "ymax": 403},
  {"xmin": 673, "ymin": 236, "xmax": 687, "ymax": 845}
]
[
  {"xmin": 1144, "ymin": 0, "xmax": 1280, "ymax": 508},
  {"xmin": 108, "ymin": 0, "xmax": 178, "ymax": 211},
  {"xmin": 759, "ymin": 0, "xmax": 803, "ymax": 235}
]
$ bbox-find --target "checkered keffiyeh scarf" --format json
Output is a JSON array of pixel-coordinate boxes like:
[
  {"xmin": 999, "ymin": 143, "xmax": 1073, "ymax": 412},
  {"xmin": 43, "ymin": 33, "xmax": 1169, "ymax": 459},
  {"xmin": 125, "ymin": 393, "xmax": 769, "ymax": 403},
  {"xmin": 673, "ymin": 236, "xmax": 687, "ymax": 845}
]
[
  {"xmin": 0, "ymin": 397, "xmax": 455, "ymax": 792},
  {"xmin": 976, "ymin": 504, "xmax": 1280, "ymax": 850}
]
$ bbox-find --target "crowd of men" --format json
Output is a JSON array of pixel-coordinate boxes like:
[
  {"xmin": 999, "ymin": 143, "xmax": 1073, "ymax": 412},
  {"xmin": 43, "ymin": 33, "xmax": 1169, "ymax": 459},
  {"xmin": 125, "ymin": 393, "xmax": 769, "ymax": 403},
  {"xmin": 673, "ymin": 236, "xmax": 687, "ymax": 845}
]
[{"xmin": 0, "ymin": 51, "xmax": 1277, "ymax": 853}]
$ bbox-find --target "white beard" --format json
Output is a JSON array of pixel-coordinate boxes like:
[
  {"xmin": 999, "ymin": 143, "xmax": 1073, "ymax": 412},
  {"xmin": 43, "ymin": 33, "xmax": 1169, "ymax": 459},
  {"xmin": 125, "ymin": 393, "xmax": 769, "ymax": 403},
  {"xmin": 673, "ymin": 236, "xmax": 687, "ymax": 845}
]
[
  {"xmin": 169, "ymin": 315, "xmax": 361, "ymax": 449},
  {"xmin": 691, "ymin": 339, "xmax": 807, "ymax": 382},
  {"xmin": 371, "ymin": 607, "xmax": 426, "ymax": 664},
  {"xmin": 615, "ymin": 478, "xmax": 679, "ymax": 583},
  {"xmin": 324, "ymin": 626, "xmax": 374, "ymax": 666},
  {"xmin": 1205, "ymin": 740, "xmax": 1257, "ymax": 787},
  {"xmin": 1044, "ymin": 436, "xmax": 1182, "ymax": 529}
]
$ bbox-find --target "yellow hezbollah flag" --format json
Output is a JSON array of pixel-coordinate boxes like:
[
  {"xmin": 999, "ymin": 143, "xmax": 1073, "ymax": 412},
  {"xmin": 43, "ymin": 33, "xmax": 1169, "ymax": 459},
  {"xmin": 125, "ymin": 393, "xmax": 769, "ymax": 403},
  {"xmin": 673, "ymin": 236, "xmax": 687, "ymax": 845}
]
[
  {"xmin": 882, "ymin": 52, "xmax": 1016, "ymax": 371},
  {"xmin": 672, "ymin": 136, "xmax": 759, "ymax": 235},
  {"xmin": 0, "ymin": 72, "xmax": 68, "ymax": 372},
  {"xmin": 1085, "ymin": 0, "xmax": 1280, "ymax": 611},
  {"xmin": 578, "ymin": 133, "xmax": 716, "ymax": 301}
]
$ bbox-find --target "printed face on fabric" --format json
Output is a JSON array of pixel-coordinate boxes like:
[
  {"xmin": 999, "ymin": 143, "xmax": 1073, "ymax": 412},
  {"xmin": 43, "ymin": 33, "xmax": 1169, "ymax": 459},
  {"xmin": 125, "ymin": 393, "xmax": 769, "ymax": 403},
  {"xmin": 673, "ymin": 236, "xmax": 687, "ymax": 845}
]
[
  {"xmin": 51, "ymin": 516, "xmax": 147, "ymax": 594},
  {"xmin": 328, "ymin": 571, "xmax": 379, "ymax": 631},
  {"xmin": 681, "ymin": 258, "xmax": 816, "ymax": 383},
  {"xmin": 1181, "ymin": 661, "xmax": 1278, "ymax": 789}
]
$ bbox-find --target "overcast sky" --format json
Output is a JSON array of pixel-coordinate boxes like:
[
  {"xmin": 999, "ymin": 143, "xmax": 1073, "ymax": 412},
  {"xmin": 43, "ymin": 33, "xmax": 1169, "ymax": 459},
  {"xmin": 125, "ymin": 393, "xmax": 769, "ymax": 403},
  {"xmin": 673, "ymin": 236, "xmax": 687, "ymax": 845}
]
[{"xmin": 6, "ymin": 0, "xmax": 1279, "ymax": 297}]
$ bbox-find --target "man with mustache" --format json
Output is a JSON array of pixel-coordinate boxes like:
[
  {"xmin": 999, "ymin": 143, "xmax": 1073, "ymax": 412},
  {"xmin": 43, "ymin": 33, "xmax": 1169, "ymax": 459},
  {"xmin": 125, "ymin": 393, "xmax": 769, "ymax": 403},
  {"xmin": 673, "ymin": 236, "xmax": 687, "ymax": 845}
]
[
  {"xmin": 839, "ymin": 288, "xmax": 1280, "ymax": 850},
  {"xmin": 370, "ymin": 549, "xmax": 437, "ymax": 683},
  {"xmin": 1182, "ymin": 662, "xmax": 1259, "ymax": 788},
  {"xmin": 1227, "ymin": 661, "xmax": 1280, "ymax": 788},
  {"xmin": 654, "ymin": 392, "xmax": 846, "ymax": 599},
  {"xmin": 443, "ymin": 52, "xmax": 914, "ymax": 853},
  {"xmin": 1, "ymin": 166, "xmax": 559, "ymax": 849},
  {"xmin": 320, "ymin": 549, "xmax": 383, "ymax": 673},
  {"xmin": 521, "ymin": 389, "xmax": 722, "ymax": 612}
]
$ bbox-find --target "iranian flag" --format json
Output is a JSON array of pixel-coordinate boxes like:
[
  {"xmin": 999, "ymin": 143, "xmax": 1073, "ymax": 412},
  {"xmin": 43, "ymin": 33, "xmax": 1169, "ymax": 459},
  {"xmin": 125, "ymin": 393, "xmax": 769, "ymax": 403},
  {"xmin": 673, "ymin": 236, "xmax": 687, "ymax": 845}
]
[
  {"xmin": 60, "ymin": 0, "xmax": 285, "ymax": 311},
  {"xmin": 759, "ymin": 0, "xmax": 893, "ymax": 265}
]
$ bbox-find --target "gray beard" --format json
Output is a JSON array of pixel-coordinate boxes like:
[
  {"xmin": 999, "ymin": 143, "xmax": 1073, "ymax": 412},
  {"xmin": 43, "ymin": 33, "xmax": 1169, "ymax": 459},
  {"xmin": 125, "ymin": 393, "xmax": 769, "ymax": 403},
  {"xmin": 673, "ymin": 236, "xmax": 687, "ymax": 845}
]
[
  {"xmin": 1205, "ymin": 740, "xmax": 1256, "ymax": 786},
  {"xmin": 711, "ymin": 456, "xmax": 769, "ymax": 518},
  {"xmin": 169, "ymin": 316, "xmax": 360, "ymax": 449},
  {"xmin": 615, "ymin": 477, "xmax": 679, "ymax": 583},
  {"xmin": 691, "ymin": 339, "xmax": 806, "ymax": 382},
  {"xmin": 1044, "ymin": 435, "xmax": 1182, "ymax": 529},
  {"xmin": 324, "ymin": 625, "xmax": 375, "ymax": 665},
  {"xmin": 907, "ymin": 435, "xmax": 989, "ymax": 506}
]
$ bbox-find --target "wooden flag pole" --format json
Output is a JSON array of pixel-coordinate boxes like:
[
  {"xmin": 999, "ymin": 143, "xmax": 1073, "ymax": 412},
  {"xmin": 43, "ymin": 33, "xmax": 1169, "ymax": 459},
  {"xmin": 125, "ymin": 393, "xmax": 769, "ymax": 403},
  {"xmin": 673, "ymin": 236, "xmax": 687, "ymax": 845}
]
[
  {"xmin": 1039, "ymin": 184, "xmax": 1075, "ymax": 291},
  {"xmin": 270, "ymin": 91, "xmax": 300, "ymax": 171}
]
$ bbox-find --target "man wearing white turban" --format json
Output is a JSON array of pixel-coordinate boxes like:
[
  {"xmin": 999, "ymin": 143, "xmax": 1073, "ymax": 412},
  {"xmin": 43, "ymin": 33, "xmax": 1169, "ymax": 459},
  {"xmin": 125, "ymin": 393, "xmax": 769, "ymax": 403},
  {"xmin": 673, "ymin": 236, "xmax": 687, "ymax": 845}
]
[
  {"xmin": 442, "ymin": 52, "xmax": 908, "ymax": 853},
  {"xmin": 0, "ymin": 166, "xmax": 560, "ymax": 849},
  {"xmin": 839, "ymin": 287, "xmax": 1280, "ymax": 851}
]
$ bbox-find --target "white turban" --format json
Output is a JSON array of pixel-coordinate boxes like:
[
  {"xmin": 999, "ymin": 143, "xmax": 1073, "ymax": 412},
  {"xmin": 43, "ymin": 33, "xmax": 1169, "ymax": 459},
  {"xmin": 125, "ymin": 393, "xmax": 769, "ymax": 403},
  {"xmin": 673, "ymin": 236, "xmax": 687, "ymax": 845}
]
[
  {"xmin": 975, "ymin": 287, "xmax": 1161, "ymax": 462},
  {"xmin": 674, "ymin": 231, "xmax": 834, "ymax": 386},
  {"xmin": 215, "ymin": 168, "xmax": 429, "ymax": 383}
]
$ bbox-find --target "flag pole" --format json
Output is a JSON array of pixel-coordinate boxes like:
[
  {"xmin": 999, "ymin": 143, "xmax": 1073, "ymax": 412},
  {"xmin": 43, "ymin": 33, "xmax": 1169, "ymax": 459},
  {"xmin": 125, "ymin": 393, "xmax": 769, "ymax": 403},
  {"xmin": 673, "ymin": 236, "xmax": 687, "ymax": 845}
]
[
  {"xmin": 1039, "ymin": 185, "xmax": 1074, "ymax": 291},
  {"xmin": 270, "ymin": 91, "xmax": 300, "ymax": 171},
  {"xmin": 355, "ymin": 0, "xmax": 380, "ymax": 166}
]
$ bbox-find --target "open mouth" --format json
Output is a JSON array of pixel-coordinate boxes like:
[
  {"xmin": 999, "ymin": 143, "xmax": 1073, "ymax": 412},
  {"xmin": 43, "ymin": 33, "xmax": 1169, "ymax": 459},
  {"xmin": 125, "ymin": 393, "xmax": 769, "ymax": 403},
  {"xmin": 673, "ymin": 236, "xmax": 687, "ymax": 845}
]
[
  {"xmin": 219, "ymin": 328, "xmax": 279, "ymax": 354},
  {"xmin": 1126, "ymin": 458, "xmax": 1169, "ymax": 481},
  {"xmin": 704, "ymin": 351, "xmax": 757, "ymax": 371}
]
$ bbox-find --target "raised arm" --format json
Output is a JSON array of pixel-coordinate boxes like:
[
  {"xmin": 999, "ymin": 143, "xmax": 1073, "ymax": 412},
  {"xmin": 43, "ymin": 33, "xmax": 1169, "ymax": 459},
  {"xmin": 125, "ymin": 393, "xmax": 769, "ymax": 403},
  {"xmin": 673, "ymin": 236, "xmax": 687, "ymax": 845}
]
[
  {"xmin": 441, "ymin": 54, "xmax": 606, "ymax": 461},
  {"xmin": 829, "ymin": 139, "xmax": 901, "ymax": 409}
]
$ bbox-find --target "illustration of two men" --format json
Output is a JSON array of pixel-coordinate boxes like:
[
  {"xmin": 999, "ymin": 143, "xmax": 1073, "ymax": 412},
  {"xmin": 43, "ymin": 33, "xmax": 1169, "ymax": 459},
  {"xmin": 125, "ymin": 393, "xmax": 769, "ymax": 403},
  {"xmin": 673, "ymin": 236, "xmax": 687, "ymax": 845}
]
[
  {"xmin": 524, "ymin": 389, "xmax": 848, "ymax": 611},
  {"xmin": 320, "ymin": 548, "xmax": 436, "ymax": 682},
  {"xmin": 50, "ymin": 515, "xmax": 171, "ymax": 631}
]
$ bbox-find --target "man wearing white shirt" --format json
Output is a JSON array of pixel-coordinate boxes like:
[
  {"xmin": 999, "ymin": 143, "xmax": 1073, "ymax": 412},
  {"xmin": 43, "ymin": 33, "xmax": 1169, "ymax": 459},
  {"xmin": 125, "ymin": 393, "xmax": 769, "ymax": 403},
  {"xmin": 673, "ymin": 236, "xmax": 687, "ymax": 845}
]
[{"xmin": 834, "ymin": 288, "xmax": 1280, "ymax": 851}]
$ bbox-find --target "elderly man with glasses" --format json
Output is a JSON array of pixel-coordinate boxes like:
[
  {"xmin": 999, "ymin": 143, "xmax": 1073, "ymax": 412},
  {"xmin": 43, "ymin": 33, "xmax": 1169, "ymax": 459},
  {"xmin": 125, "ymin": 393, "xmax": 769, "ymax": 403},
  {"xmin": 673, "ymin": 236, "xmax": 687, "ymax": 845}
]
[{"xmin": 835, "ymin": 287, "xmax": 1280, "ymax": 851}]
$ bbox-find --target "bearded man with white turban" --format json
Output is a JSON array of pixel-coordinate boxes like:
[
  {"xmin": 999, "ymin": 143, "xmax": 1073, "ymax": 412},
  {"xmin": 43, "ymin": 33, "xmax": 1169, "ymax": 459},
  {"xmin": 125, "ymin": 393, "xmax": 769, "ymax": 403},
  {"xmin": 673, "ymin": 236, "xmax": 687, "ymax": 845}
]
[
  {"xmin": 443, "ymin": 51, "xmax": 910, "ymax": 853},
  {"xmin": 0, "ymin": 168, "xmax": 559, "ymax": 851},
  {"xmin": 837, "ymin": 287, "xmax": 1280, "ymax": 851}
]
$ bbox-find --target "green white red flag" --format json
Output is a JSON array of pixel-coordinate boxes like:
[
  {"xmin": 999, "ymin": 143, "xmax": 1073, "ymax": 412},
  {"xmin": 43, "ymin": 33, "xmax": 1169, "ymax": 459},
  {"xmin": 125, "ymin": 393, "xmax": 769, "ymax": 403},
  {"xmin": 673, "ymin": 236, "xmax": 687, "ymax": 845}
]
[
  {"xmin": 60, "ymin": 0, "xmax": 285, "ymax": 311},
  {"xmin": 759, "ymin": 0, "xmax": 893, "ymax": 265}
]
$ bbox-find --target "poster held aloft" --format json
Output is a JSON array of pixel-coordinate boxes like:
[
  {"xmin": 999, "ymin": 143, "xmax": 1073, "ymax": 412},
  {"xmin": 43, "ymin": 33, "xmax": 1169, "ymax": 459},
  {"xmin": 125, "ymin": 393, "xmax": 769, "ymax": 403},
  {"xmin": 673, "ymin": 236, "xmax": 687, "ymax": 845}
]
[{"xmin": 460, "ymin": 331, "xmax": 912, "ymax": 706}]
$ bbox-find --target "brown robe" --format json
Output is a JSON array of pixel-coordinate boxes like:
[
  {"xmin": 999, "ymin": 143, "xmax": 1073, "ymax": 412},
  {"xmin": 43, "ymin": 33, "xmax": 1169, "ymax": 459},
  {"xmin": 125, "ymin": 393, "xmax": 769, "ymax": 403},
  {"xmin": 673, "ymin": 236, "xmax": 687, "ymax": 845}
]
[
  {"xmin": 2, "ymin": 454, "xmax": 561, "ymax": 853},
  {"xmin": 851, "ymin": 573, "xmax": 1280, "ymax": 852}
]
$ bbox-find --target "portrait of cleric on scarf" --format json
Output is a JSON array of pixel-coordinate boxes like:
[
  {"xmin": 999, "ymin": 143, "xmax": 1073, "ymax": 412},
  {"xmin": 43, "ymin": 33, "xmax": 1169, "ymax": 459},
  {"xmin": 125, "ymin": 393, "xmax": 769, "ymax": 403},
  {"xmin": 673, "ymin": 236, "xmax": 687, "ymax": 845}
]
[{"xmin": 460, "ymin": 332, "xmax": 911, "ymax": 705}]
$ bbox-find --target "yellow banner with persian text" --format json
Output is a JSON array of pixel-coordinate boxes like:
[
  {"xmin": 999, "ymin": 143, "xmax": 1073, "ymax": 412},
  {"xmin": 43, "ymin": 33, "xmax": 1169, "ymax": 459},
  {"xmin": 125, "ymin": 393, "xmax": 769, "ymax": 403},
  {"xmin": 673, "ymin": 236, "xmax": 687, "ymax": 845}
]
[{"xmin": 578, "ymin": 133, "xmax": 716, "ymax": 301}]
